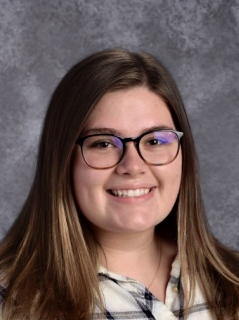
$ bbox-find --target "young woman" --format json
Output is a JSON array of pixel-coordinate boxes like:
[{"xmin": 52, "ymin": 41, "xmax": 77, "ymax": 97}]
[{"xmin": 0, "ymin": 48, "xmax": 239, "ymax": 320}]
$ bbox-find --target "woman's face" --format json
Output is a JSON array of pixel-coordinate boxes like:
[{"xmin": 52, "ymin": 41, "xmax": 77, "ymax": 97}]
[{"xmin": 72, "ymin": 87, "xmax": 182, "ymax": 236}]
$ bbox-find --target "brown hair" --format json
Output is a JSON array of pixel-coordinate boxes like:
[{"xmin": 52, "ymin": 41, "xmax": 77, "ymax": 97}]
[{"xmin": 0, "ymin": 48, "xmax": 239, "ymax": 319}]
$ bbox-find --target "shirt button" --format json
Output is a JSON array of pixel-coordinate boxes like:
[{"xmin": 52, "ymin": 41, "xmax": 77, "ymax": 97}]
[{"xmin": 172, "ymin": 286, "xmax": 178, "ymax": 293}]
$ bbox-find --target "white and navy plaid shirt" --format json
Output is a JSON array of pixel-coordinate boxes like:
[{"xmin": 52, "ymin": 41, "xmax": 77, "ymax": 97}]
[
  {"xmin": 93, "ymin": 256, "xmax": 212, "ymax": 319},
  {"xmin": 0, "ymin": 257, "xmax": 212, "ymax": 319}
]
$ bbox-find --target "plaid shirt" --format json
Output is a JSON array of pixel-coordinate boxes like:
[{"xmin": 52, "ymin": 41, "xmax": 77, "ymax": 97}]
[
  {"xmin": 93, "ymin": 256, "xmax": 212, "ymax": 319},
  {"xmin": 0, "ymin": 257, "xmax": 212, "ymax": 320}
]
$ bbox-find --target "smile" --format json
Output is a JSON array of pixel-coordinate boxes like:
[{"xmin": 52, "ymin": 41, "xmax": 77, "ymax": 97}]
[{"xmin": 110, "ymin": 188, "xmax": 151, "ymax": 198}]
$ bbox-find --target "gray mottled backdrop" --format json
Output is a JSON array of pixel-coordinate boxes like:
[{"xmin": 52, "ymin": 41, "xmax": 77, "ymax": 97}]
[{"xmin": 0, "ymin": 0, "xmax": 239, "ymax": 248}]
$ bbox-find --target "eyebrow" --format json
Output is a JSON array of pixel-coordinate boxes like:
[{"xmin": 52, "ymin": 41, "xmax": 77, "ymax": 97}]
[{"xmin": 81, "ymin": 125, "xmax": 175, "ymax": 137}]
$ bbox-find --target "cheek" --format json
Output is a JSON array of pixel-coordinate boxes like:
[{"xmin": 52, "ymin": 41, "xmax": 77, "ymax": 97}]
[
  {"xmin": 72, "ymin": 150, "xmax": 109, "ymax": 209},
  {"xmin": 72, "ymin": 165, "xmax": 98, "ymax": 221},
  {"xmin": 72, "ymin": 150, "xmax": 93, "ymax": 206},
  {"xmin": 172, "ymin": 154, "xmax": 182, "ymax": 190},
  {"xmin": 72, "ymin": 148, "xmax": 98, "ymax": 186},
  {"xmin": 155, "ymin": 153, "xmax": 182, "ymax": 201},
  {"xmin": 157, "ymin": 152, "xmax": 182, "ymax": 184},
  {"xmin": 73, "ymin": 165, "xmax": 96, "ymax": 200},
  {"xmin": 171, "ymin": 157, "xmax": 182, "ymax": 203}
]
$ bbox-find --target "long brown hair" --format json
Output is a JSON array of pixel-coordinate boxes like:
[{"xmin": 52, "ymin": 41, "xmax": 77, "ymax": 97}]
[{"xmin": 0, "ymin": 48, "xmax": 239, "ymax": 319}]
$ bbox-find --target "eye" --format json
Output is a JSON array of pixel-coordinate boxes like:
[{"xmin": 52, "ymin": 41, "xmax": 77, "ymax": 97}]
[
  {"xmin": 90, "ymin": 139, "xmax": 116, "ymax": 149},
  {"xmin": 147, "ymin": 137, "xmax": 168, "ymax": 146},
  {"xmin": 144, "ymin": 137, "xmax": 170, "ymax": 147},
  {"xmin": 83, "ymin": 135, "xmax": 123, "ymax": 151},
  {"xmin": 142, "ymin": 131, "xmax": 178, "ymax": 149}
]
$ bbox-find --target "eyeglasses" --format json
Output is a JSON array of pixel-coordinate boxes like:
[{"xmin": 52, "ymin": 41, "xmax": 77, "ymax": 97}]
[{"xmin": 76, "ymin": 129, "xmax": 183, "ymax": 169}]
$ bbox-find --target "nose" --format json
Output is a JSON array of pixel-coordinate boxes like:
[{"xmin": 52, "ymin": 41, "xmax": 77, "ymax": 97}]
[{"xmin": 115, "ymin": 142, "xmax": 147, "ymax": 176}]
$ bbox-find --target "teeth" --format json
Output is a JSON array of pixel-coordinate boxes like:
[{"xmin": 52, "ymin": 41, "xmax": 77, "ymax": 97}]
[{"xmin": 111, "ymin": 188, "xmax": 150, "ymax": 197}]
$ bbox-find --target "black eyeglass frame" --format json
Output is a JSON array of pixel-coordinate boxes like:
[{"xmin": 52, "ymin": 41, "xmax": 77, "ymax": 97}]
[{"xmin": 76, "ymin": 129, "xmax": 184, "ymax": 169}]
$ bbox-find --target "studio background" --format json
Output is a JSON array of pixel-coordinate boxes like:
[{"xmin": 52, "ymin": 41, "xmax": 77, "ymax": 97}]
[{"xmin": 0, "ymin": 0, "xmax": 239, "ymax": 248}]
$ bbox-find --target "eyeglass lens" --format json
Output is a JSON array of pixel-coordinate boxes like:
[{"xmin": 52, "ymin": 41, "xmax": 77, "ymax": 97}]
[{"xmin": 81, "ymin": 131, "xmax": 181, "ymax": 169}]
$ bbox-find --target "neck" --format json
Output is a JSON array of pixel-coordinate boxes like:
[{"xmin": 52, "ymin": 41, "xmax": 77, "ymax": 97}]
[
  {"xmin": 95, "ymin": 226, "xmax": 177, "ymax": 302},
  {"xmin": 96, "ymin": 227, "xmax": 158, "ymax": 257},
  {"xmin": 96, "ymin": 228, "xmax": 160, "ymax": 279}
]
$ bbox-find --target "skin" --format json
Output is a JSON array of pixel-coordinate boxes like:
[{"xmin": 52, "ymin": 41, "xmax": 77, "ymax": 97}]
[{"xmin": 72, "ymin": 86, "xmax": 182, "ymax": 301}]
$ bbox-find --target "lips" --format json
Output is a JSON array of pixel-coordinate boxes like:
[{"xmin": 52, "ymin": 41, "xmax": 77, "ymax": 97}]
[{"xmin": 110, "ymin": 188, "xmax": 151, "ymax": 198}]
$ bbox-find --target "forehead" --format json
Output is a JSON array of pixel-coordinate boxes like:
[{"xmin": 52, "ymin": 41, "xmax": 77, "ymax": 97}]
[{"xmin": 83, "ymin": 87, "xmax": 175, "ymax": 136}]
